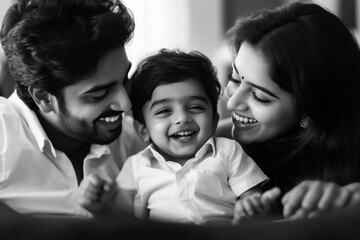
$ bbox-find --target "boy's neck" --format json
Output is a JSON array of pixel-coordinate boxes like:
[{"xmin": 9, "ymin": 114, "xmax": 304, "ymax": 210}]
[{"xmin": 153, "ymin": 145, "xmax": 192, "ymax": 166}]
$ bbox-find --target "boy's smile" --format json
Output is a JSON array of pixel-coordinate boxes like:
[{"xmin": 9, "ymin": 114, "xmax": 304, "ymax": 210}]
[{"xmin": 141, "ymin": 78, "xmax": 215, "ymax": 163}]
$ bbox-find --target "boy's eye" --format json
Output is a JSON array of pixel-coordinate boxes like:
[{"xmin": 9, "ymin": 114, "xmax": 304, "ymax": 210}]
[
  {"xmin": 155, "ymin": 109, "xmax": 171, "ymax": 116},
  {"xmin": 189, "ymin": 105, "xmax": 205, "ymax": 113}
]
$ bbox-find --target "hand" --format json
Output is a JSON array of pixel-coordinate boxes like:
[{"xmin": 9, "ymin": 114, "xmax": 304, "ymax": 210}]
[
  {"xmin": 281, "ymin": 180, "xmax": 360, "ymax": 220},
  {"xmin": 232, "ymin": 187, "xmax": 281, "ymax": 224},
  {"xmin": 78, "ymin": 173, "xmax": 116, "ymax": 216}
]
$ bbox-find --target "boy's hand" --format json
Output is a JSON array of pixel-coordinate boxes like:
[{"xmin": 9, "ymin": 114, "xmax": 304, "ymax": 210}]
[
  {"xmin": 232, "ymin": 187, "xmax": 281, "ymax": 224},
  {"xmin": 78, "ymin": 173, "xmax": 116, "ymax": 216},
  {"xmin": 281, "ymin": 180, "xmax": 360, "ymax": 220}
]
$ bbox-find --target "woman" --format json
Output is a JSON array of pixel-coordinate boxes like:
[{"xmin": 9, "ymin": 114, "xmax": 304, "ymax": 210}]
[{"xmin": 222, "ymin": 2, "xmax": 360, "ymax": 222}]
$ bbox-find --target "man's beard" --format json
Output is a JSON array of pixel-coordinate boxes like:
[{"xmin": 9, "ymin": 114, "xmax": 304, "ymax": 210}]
[{"xmin": 57, "ymin": 98, "xmax": 122, "ymax": 145}]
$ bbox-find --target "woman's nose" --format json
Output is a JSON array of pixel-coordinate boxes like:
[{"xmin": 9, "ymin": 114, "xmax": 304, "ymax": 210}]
[{"xmin": 226, "ymin": 85, "xmax": 248, "ymax": 112}]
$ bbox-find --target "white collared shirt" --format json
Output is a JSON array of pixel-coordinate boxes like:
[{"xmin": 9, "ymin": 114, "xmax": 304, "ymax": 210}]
[
  {"xmin": 114, "ymin": 137, "xmax": 268, "ymax": 225},
  {"xmin": 0, "ymin": 93, "xmax": 146, "ymax": 218}
]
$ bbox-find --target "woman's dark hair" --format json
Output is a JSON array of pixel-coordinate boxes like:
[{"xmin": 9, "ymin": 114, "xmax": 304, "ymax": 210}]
[
  {"xmin": 1, "ymin": 0, "xmax": 135, "ymax": 110},
  {"xmin": 228, "ymin": 2, "xmax": 360, "ymax": 191},
  {"xmin": 130, "ymin": 48, "xmax": 221, "ymax": 125}
]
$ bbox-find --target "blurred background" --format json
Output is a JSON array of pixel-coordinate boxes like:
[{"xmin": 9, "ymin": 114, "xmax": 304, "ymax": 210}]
[{"xmin": 0, "ymin": 0, "xmax": 359, "ymax": 117}]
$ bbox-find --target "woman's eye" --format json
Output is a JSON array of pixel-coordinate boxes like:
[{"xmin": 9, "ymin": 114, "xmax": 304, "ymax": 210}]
[
  {"xmin": 251, "ymin": 91, "xmax": 271, "ymax": 104},
  {"xmin": 228, "ymin": 73, "xmax": 241, "ymax": 84}
]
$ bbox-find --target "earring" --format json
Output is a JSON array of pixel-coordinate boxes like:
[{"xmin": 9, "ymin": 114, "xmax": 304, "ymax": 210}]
[{"xmin": 300, "ymin": 116, "xmax": 310, "ymax": 128}]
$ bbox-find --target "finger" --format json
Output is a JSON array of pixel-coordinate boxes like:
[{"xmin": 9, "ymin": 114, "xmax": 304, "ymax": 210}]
[
  {"xmin": 261, "ymin": 187, "xmax": 281, "ymax": 208},
  {"xmin": 282, "ymin": 182, "xmax": 309, "ymax": 218},
  {"xmin": 103, "ymin": 181, "xmax": 115, "ymax": 192},
  {"xmin": 332, "ymin": 189, "xmax": 351, "ymax": 209},
  {"xmin": 88, "ymin": 174, "xmax": 107, "ymax": 188},
  {"xmin": 347, "ymin": 192, "xmax": 360, "ymax": 208},
  {"xmin": 233, "ymin": 201, "xmax": 247, "ymax": 224},
  {"xmin": 300, "ymin": 181, "xmax": 323, "ymax": 212},
  {"xmin": 316, "ymin": 183, "xmax": 339, "ymax": 211},
  {"xmin": 242, "ymin": 195, "xmax": 261, "ymax": 215}
]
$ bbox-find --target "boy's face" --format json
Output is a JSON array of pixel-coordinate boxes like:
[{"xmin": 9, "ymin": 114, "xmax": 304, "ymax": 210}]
[
  {"xmin": 142, "ymin": 78, "xmax": 216, "ymax": 161},
  {"xmin": 49, "ymin": 47, "xmax": 132, "ymax": 144}
]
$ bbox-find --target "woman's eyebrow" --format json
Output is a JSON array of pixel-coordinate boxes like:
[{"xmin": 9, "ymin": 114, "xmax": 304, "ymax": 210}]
[
  {"xmin": 233, "ymin": 63, "xmax": 279, "ymax": 99},
  {"xmin": 232, "ymin": 63, "xmax": 239, "ymax": 74}
]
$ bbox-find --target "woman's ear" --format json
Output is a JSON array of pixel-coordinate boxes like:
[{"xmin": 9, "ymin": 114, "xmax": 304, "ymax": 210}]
[
  {"xmin": 28, "ymin": 86, "xmax": 54, "ymax": 113},
  {"xmin": 133, "ymin": 120, "xmax": 150, "ymax": 143}
]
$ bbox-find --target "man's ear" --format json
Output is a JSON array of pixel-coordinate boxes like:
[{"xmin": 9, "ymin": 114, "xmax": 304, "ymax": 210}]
[
  {"xmin": 28, "ymin": 86, "xmax": 54, "ymax": 113},
  {"xmin": 133, "ymin": 120, "xmax": 150, "ymax": 143},
  {"xmin": 212, "ymin": 113, "xmax": 220, "ymax": 135}
]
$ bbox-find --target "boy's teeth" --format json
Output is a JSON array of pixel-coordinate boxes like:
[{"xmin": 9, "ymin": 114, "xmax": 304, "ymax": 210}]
[
  {"xmin": 100, "ymin": 115, "xmax": 120, "ymax": 123},
  {"xmin": 232, "ymin": 112, "xmax": 258, "ymax": 124},
  {"xmin": 174, "ymin": 131, "xmax": 193, "ymax": 136}
]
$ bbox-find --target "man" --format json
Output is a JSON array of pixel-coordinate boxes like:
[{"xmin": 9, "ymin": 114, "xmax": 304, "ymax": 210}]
[{"xmin": 0, "ymin": 0, "xmax": 146, "ymax": 217}]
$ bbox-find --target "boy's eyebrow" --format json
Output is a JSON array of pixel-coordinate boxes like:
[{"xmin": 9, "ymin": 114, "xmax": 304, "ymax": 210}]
[
  {"xmin": 232, "ymin": 63, "xmax": 278, "ymax": 99},
  {"xmin": 83, "ymin": 64, "xmax": 132, "ymax": 94},
  {"xmin": 150, "ymin": 96, "xmax": 209, "ymax": 110}
]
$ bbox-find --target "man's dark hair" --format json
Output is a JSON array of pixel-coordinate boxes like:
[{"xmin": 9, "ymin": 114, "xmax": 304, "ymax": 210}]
[{"xmin": 1, "ymin": 0, "xmax": 134, "ymax": 110}]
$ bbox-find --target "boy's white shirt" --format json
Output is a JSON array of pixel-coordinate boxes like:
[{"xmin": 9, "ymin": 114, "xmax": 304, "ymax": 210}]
[{"xmin": 114, "ymin": 137, "xmax": 268, "ymax": 225}]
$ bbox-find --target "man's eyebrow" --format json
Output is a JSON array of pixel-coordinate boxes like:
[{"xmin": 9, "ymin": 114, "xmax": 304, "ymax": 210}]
[
  {"xmin": 150, "ymin": 96, "xmax": 209, "ymax": 111},
  {"xmin": 233, "ymin": 63, "xmax": 278, "ymax": 99},
  {"xmin": 83, "ymin": 64, "xmax": 132, "ymax": 94}
]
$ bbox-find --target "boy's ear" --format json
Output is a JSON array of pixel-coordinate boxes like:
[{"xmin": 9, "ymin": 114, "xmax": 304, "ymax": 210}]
[
  {"xmin": 212, "ymin": 113, "xmax": 220, "ymax": 135},
  {"xmin": 28, "ymin": 86, "xmax": 54, "ymax": 113},
  {"xmin": 133, "ymin": 120, "xmax": 150, "ymax": 143}
]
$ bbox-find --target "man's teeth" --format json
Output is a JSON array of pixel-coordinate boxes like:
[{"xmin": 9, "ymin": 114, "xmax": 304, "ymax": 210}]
[
  {"xmin": 99, "ymin": 115, "xmax": 120, "ymax": 123},
  {"xmin": 232, "ymin": 112, "xmax": 258, "ymax": 124}
]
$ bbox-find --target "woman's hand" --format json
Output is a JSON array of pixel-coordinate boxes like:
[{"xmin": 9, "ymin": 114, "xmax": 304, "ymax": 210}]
[
  {"xmin": 232, "ymin": 187, "xmax": 281, "ymax": 224},
  {"xmin": 281, "ymin": 180, "xmax": 360, "ymax": 220}
]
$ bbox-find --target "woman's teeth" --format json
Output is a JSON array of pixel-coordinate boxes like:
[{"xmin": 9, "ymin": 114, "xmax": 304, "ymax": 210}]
[
  {"xmin": 232, "ymin": 112, "xmax": 258, "ymax": 124},
  {"xmin": 99, "ymin": 115, "xmax": 120, "ymax": 123}
]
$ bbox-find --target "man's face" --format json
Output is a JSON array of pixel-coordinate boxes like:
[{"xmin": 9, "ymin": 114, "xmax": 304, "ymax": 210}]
[{"xmin": 51, "ymin": 47, "xmax": 132, "ymax": 144}]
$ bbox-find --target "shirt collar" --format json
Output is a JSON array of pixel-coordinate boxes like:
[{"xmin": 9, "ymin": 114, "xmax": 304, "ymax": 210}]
[
  {"xmin": 8, "ymin": 92, "xmax": 111, "ymax": 160},
  {"xmin": 143, "ymin": 137, "xmax": 216, "ymax": 162},
  {"xmin": 9, "ymin": 92, "xmax": 57, "ymax": 158}
]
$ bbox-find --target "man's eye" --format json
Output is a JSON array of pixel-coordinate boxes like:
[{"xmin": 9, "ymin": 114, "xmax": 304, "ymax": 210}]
[{"xmin": 90, "ymin": 91, "xmax": 107, "ymax": 101}]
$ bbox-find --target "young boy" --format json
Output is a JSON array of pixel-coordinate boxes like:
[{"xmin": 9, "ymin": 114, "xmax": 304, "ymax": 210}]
[{"xmin": 78, "ymin": 49, "xmax": 269, "ymax": 224}]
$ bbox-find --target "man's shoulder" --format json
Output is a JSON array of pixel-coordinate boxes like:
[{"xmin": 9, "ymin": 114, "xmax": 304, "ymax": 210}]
[{"xmin": 0, "ymin": 96, "xmax": 17, "ymax": 113}]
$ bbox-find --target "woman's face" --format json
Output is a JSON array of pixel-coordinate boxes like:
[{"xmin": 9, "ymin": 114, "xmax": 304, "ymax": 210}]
[{"xmin": 226, "ymin": 43, "xmax": 300, "ymax": 144}]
